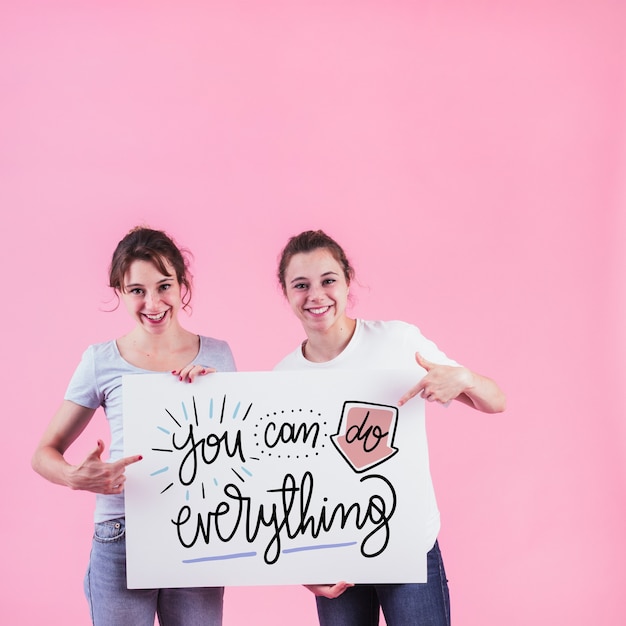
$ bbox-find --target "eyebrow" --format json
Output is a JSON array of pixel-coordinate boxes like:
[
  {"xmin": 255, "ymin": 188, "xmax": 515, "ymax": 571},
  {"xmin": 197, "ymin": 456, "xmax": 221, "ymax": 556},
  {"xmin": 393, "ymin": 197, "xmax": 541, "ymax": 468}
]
[
  {"xmin": 289, "ymin": 271, "xmax": 339, "ymax": 285},
  {"xmin": 125, "ymin": 277, "xmax": 174, "ymax": 289}
]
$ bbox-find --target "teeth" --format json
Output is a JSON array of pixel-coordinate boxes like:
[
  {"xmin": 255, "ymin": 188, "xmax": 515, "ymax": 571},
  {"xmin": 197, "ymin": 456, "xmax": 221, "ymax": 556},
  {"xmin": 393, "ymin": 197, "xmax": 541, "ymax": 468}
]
[
  {"xmin": 146, "ymin": 312, "xmax": 166, "ymax": 321},
  {"xmin": 309, "ymin": 306, "xmax": 330, "ymax": 315}
]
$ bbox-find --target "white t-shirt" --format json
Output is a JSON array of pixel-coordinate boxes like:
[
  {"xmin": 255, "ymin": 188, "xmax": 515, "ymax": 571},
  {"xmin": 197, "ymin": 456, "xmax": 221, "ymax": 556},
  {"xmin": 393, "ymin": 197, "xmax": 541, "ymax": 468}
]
[{"xmin": 274, "ymin": 319, "xmax": 458, "ymax": 550}]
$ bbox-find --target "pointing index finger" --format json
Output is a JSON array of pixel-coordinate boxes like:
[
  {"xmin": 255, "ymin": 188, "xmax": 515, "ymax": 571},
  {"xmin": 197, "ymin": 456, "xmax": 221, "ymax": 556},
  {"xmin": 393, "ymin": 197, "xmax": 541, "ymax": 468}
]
[{"xmin": 119, "ymin": 454, "xmax": 143, "ymax": 467}]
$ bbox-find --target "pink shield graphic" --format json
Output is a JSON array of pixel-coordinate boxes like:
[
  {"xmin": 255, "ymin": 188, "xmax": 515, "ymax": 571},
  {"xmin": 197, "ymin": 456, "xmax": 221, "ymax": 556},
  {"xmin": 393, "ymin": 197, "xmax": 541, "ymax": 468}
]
[{"xmin": 331, "ymin": 401, "xmax": 399, "ymax": 472}]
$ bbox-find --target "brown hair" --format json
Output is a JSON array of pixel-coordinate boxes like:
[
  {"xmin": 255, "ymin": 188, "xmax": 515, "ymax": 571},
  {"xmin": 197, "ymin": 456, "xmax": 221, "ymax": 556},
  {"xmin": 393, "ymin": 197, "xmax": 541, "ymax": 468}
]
[
  {"xmin": 277, "ymin": 230, "xmax": 355, "ymax": 294},
  {"xmin": 109, "ymin": 227, "xmax": 193, "ymax": 310}
]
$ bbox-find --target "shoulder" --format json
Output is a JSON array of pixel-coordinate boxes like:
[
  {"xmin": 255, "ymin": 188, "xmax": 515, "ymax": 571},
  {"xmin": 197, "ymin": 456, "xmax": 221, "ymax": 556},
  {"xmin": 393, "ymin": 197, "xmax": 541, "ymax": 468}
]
[
  {"xmin": 357, "ymin": 319, "xmax": 445, "ymax": 357},
  {"xmin": 198, "ymin": 335, "xmax": 237, "ymax": 371},
  {"xmin": 273, "ymin": 344, "xmax": 304, "ymax": 370},
  {"xmin": 357, "ymin": 319, "xmax": 457, "ymax": 366},
  {"xmin": 359, "ymin": 319, "xmax": 421, "ymax": 339},
  {"xmin": 198, "ymin": 335, "xmax": 231, "ymax": 351},
  {"xmin": 88, "ymin": 340, "xmax": 118, "ymax": 359},
  {"xmin": 65, "ymin": 341, "xmax": 119, "ymax": 407},
  {"xmin": 74, "ymin": 340, "xmax": 117, "ymax": 367}
]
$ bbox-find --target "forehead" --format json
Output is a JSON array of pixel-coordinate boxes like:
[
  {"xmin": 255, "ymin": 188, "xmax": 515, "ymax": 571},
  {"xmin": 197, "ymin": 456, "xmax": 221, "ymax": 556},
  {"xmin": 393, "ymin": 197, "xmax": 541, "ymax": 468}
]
[
  {"xmin": 124, "ymin": 258, "xmax": 175, "ymax": 283},
  {"xmin": 285, "ymin": 248, "xmax": 342, "ymax": 279}
]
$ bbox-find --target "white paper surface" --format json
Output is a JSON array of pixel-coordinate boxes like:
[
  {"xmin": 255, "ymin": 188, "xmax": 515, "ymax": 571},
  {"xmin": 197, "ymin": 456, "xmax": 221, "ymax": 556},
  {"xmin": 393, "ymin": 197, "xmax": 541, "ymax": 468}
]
[{"xmin": 123, "ymin": 370, "xmax": 432, "ymax": 588}]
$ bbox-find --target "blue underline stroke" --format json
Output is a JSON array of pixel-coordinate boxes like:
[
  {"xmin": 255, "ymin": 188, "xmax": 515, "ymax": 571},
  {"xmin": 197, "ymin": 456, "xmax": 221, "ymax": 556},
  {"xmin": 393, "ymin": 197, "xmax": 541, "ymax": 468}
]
[
  {"xmin": 183, "ymin": 552, "xmax": 257, "ymax": 563},
  {"xmin": 282, "ymin": 542, "xmax": 357, "ymax": 554}
]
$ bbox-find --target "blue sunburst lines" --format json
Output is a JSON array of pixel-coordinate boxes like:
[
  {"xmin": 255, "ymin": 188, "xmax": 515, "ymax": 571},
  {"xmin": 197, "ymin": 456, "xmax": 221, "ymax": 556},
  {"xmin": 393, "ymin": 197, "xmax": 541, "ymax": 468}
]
[{"xmin": 150, "ymin": 394, "xmax": 256, "ymax": 497}]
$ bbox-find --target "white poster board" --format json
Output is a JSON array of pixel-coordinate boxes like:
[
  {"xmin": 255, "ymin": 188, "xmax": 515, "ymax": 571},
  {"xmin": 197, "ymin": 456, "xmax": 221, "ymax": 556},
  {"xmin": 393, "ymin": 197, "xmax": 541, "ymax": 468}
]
[{"xmin": 123, "ymin": 370, "xmax": 432, "ymax": 588}]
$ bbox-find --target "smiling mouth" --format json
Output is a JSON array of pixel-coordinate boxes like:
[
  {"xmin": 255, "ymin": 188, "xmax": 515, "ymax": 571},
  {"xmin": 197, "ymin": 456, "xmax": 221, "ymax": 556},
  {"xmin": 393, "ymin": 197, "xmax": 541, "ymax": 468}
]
[
  {"xmin": 307, "ymin": 306, "xmax": 331, "ymax": 315},
  {"xmin": 144, "ymin": 311, "xmax": 167, "ymax": 322}
]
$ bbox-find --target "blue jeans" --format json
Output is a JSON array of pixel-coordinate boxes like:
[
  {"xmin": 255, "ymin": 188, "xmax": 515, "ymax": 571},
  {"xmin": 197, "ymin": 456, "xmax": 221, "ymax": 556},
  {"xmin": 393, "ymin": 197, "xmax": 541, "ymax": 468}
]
[
  {"xmin": 84, "ymin": 518, "xmax": 223, "ymax": 626},
  {"xmin": 315, "ymin": 541, "xmax": 450, "ymax": 626}
]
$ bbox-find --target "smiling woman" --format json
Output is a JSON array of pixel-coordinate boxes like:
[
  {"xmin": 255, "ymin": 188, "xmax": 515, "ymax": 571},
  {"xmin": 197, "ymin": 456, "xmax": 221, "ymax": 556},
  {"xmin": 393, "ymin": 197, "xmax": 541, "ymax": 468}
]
[
  {"xmin": 119, "ymin": 259, "xmax": 185, "ymax": 343},
  {"xmin": 282, "ymin": 247, "xmax": 356, "ymax": 363},
  {"xmin": 30, "ymin": 226, "xmax": 237, "ymax": 626},
  {"xmin": 274, "ymin": 229, "xmax": 505, "ymax": 626}
]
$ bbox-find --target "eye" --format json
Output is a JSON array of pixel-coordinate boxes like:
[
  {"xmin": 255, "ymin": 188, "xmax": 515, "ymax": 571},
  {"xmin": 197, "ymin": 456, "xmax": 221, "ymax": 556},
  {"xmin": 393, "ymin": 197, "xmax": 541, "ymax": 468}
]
[
  {"xmin": 128, "ymin": 288, "xmax": 144, "ymax": 296},
  {"xmin": 322, "ymin": 278, "xmax": 336, "ymax": 286},
  {"xmin": 159, "ymin": 283, "xmax": 172, "ymax": 291},
  {"xmin": 293, "ymin": 282, "xmax": 308, "ymax": 290}
]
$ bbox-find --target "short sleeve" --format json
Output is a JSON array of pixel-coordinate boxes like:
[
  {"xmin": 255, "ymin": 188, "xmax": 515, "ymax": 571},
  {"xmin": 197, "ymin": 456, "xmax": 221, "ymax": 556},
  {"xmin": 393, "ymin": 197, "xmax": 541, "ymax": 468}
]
[
  {"xmin": 64, "ymin": 346, "xmax": 103, "ymax": 409},
  {"xmin": 402, "ymin": 323, "xmax": 460, "ymax": 367}
]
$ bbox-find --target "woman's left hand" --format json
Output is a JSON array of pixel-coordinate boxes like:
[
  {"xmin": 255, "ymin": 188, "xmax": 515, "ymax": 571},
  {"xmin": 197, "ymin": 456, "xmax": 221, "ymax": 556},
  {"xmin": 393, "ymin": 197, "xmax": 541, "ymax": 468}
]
[
  {"xmin": 172, "ymin": 364, "xmax": 216, "ymax": 383},
  {"xmin": 398, "ymin": 353, "xmax": 473, "ymax": 407},
  {"xmin": 304, "ymin": 582, "xmax": 354, "ymax": 598},
  {"xmin": 398, "ymin": 352, "xmax": 506, "ymax": 413}
]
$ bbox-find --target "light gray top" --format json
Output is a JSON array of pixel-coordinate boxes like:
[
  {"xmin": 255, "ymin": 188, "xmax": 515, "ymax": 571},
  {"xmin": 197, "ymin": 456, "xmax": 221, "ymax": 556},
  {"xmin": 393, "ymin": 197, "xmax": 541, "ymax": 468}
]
[{"xmin": 65, "ymin": 335, "xmax": 236, "ymax": 522}]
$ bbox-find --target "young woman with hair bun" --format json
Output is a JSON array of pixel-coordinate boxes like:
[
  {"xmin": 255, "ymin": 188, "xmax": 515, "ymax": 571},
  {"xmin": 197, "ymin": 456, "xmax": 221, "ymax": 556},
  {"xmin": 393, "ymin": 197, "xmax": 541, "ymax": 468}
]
[
  {"xmin": 274, "ymin": 229, "xmax": 505, "ymax": 626},
  {"xmin": 32, "ymin": 226, "xmax": 235, "ymax": 626}
]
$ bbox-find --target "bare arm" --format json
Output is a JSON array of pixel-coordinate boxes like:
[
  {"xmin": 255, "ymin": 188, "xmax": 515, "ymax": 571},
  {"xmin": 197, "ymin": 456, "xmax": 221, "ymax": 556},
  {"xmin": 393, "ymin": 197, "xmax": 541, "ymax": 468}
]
[
  {"xmin": 31, "ymin": 400, "xmax": 142, "ymax": 494},
  {"xmin": 398, "ymin": 353, "xmax": 506, "ymax": 413}
]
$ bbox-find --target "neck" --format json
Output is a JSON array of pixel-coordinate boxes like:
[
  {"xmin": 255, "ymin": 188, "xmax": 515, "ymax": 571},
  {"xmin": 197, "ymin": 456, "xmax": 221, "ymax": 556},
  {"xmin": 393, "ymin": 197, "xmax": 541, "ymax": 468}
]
[
  {"xmin": 117, "ymin": 324, "xmax": 199, "ymax": 372},
  {"xmin": 125, "ymin": 323, "xmax": 192, "ymax": 354},
  {"xmin": 302, "ymin": 317, "xmax": 357, "ymax": 362}
]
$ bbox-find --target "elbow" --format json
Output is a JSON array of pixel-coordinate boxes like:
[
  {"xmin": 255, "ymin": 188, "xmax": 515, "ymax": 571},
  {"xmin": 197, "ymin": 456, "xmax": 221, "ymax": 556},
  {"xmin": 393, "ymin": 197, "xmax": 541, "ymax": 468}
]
[
  {"xmin": 31, "ymin": 446, "xmax": 49, "ymax": 478},
  {"xmin": 31, "ymin": 450, "xmax": 42, "ymax": 475},
  {"xmin": 489, "ymin": 391, "xmax": 507, "ymax": 414}
]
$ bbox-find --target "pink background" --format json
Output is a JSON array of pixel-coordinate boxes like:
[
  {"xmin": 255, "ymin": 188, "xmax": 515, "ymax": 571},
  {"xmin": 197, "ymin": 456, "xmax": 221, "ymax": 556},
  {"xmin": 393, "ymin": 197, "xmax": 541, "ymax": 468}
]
[{"xmin": 1, "ymin": 1, "xmax": 624, "ymax": 624}]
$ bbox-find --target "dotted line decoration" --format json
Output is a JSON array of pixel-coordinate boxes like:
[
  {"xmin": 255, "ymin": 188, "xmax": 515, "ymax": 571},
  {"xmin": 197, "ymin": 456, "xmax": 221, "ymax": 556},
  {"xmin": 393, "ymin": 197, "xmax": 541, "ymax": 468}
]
[{"xmin": 254, "ymin": 408, "xmax": 328, "ymax": 459}]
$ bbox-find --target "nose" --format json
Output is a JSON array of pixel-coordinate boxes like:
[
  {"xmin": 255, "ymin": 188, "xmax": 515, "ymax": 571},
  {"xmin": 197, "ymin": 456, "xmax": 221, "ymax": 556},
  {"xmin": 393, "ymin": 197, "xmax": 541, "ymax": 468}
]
[
  {"xmin": 144, "ymin": 290, "xmax": 162, "ymax": 310},
  {"xmin": 308, "ymin": 284, "xmax": 324, "ymax": 301}
]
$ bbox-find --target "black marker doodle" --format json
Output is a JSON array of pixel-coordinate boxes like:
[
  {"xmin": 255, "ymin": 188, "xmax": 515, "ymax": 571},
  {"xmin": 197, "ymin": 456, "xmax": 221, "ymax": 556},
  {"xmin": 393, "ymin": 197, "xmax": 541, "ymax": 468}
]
[{"xmin": 147, "ymin": 394, "xmax": 400, "ymax": 567}]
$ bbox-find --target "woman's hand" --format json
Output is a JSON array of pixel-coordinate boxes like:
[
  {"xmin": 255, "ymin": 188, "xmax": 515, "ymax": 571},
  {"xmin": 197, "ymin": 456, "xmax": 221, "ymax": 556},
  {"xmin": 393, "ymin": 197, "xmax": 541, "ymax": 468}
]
[
  {"xmin": 68, "ymin": 439, "xmax": 143, "ymax": 494},
  {"xmin": 398, "ymin": 353, "xmax": 506, "ymax": 413},
  {"xmin": 398, "ymin": 353, "xmax": 472, "ymax": 406},
  {"xmin": 172, "ymin": 364, "xmax": 216, "ymax": 383},
  {"xmin": 32, "ymin": 400, "xmax": 144, "ymax": 493},
  {"xmin": 304, "ymin": 582, "xmax": 354, "ymax": 599}
]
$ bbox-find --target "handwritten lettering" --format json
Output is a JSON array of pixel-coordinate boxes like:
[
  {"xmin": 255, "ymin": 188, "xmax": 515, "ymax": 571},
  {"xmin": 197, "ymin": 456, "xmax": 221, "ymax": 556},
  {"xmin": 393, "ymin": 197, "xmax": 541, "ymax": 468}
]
[
  {"xmin": 345, "ymin": 411, "xmax": 388, "ymax": 453},
  {"xmin": 172, "ymin": 424, "xmax": 246, "ymax": 486},
  {"xmin": 171, "ymin": 471, "xmax": 396, "ymax": 565},
  {"xmin": 264, "ymin": 421, "xmax": 320, "ymax": 448}
]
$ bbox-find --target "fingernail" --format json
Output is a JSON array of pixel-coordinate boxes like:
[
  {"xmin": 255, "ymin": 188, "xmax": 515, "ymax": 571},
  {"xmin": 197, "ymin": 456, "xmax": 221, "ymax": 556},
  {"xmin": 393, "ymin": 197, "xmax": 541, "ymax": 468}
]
[{"xmin": 138, "ymin": 455, "xmax": 143, "ymax": 461}]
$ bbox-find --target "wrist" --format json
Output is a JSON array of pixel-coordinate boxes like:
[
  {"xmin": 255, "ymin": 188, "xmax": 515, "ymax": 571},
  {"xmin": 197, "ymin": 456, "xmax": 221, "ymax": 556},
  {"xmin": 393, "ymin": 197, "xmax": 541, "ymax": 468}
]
[
  {"xmin": 460, "ymin": 367, "xmax": 476, "ymax": 394},
  {"xmin": 65, "ymin": 463, "xmax": 81, "ymax": 490}
]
